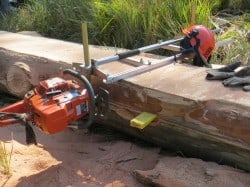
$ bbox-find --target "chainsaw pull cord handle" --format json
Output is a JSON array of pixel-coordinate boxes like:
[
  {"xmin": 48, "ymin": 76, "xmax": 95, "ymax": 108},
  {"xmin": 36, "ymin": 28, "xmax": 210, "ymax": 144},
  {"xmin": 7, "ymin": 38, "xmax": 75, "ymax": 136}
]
[{"xmin": 63, "ymin": 69, "xmax": 95, "ymax": 129}]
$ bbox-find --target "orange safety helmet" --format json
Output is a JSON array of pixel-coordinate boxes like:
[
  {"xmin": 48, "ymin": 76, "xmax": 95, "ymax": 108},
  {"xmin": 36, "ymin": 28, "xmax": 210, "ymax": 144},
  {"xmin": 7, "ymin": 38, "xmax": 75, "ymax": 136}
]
[{"xmin": 182, "ymin": 25, "xmax": 215, "ymax": 66}]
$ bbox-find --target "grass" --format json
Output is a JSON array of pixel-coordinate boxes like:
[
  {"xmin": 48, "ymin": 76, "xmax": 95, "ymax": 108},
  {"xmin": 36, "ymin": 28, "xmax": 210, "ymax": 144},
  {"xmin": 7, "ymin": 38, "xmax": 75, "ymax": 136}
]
[
  {"xmin": 89, "ymin": 0, "xmax": 213, "ymax": 49},
  {"xmin": 0, "ymin": 141, "xmax": 12, "ymax": 176},
  {"xmin": 0, "ymin": 0, "xmax": 249, "ymax": 64},
  {"xmin": 210, "ymin": 13, "xmax": 250, "ymax": 65},
  {"xmin": 0, "ymin": 0, "xmax": 92, "ymax": 41},
  {"xmin": 0, "ymin": 0, "xmax": 213, "ymax": 47}
]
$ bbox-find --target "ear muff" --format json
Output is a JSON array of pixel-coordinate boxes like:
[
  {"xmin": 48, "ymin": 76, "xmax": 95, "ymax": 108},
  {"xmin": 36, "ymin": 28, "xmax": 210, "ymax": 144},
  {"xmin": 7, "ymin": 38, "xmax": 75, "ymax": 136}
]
[{"xmin": 181, "ymin": 25, "xmax": 215, "ymax": 67}]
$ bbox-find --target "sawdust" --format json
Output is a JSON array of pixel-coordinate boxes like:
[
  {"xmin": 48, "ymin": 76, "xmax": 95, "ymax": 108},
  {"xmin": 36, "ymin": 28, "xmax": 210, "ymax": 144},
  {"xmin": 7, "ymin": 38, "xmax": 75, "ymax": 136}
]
[{"xmin": 0, "ymin": 124, "xmax": 250, "ymax": 187}]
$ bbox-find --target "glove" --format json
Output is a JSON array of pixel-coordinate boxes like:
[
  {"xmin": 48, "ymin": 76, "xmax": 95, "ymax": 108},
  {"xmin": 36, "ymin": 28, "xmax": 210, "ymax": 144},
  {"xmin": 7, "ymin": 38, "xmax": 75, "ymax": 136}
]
[
  {"xmin": 243, "ymin": 85, "xmax": 250, "ymax": 91},
  {"xmin": 222, "ymin": 66, "xmax": 250, "ymax": 86},
  {"xmin": 234, "ymin": 66, "xmax": 250, "ymax": 77},
  {"xmin": 206, "ymin": 71, "xmax": 235, "ymax": 80},
  {"xmin": 223, "ymin": 76, "xmax": 250, "ymax": 87},
  {"xmin": 206, "ymin": 61, "xmax": 241, "ymax": 80},
  {"xmin": 222, "ymin": 67, "xmax": 250, "ymax": 92}
]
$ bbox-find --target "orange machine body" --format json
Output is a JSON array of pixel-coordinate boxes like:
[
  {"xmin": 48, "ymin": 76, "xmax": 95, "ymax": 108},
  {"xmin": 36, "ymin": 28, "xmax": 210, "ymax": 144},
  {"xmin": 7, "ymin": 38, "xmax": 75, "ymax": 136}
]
[{"xmin": 24, "ymin": 77, "xmax": 90, "ymax": 134}]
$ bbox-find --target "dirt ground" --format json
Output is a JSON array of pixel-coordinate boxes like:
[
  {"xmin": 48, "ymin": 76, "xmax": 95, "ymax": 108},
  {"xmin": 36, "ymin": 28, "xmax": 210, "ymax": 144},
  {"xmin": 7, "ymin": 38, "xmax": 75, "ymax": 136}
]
[{"xmin": 1, "ymin": 123, "xmax": 250, "ymax": 187}]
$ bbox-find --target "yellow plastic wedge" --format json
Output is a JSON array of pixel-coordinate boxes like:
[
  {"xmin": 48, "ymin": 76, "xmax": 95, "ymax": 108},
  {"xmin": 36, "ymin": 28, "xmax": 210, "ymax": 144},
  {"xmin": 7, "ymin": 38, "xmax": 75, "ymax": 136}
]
[{"xmin": 130, "ymin": 112, "xmax": 157, "ymax": 130}]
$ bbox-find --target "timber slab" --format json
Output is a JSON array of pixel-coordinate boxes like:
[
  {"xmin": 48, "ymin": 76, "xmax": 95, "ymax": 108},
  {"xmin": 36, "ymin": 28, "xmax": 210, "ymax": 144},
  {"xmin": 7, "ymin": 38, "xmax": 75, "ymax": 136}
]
[{"xmin": 0, "ymin": 31, "xmax": 250, "ymax": 171}]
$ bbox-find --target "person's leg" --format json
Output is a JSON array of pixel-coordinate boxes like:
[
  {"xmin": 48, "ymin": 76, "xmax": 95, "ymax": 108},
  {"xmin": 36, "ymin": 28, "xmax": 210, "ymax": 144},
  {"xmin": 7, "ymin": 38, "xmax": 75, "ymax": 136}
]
[{"xmin": 0, "ymin": 0, "xmax": 11, "ymax": 12}]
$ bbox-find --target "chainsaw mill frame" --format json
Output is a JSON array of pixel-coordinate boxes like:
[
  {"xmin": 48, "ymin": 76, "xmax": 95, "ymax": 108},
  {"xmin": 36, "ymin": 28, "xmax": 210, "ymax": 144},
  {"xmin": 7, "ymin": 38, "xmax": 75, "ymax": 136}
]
[
  {"xmin": 79, "ymin": 23, "xmax": 221, "ymax": 84},
  {"xmin": 0, "ymin": 24, "xmax": 221, "ymax": 145}
]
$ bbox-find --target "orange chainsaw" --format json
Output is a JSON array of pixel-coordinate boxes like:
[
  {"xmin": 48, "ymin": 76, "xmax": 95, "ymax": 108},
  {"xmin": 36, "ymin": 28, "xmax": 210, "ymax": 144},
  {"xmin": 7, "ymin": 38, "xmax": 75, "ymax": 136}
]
[{"xmin": 0, "ymin": 69, "xmax": 109, "ymax": 145}]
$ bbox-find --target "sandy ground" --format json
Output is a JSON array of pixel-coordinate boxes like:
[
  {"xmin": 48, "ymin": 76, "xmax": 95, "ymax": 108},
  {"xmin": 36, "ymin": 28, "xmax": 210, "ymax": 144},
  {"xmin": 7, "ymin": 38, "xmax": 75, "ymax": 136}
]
[
  {"xmin": 1, "ymin": 123, "xmax": 250, "ymax": 187},
  {"xmin": 0, "ymin": 124, "xmax": 159, "ymax": 187}
]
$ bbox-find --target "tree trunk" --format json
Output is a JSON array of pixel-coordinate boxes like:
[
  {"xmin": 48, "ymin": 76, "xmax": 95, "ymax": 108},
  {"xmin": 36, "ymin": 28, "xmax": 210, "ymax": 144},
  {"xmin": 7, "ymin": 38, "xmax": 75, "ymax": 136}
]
[{"xmin": 0, "ymin": 48, "xmax": 71, "ymax": 97}]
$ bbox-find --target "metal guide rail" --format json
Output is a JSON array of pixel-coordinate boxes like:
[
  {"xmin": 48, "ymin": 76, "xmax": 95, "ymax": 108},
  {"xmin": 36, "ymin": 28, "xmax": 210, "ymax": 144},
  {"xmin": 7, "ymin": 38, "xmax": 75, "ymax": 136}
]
[
  {"xmin": 80, "ymin": 27, "xmax": 221, "ymax": 84},
  {"xmin": 81, "ymin": 38, "xmax": 188, "ymax": 84}
]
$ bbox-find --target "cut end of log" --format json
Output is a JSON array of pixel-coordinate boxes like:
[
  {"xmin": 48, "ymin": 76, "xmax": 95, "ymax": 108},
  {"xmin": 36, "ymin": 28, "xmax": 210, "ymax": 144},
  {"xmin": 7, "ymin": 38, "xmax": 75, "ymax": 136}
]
[{"xmin": 6, "ymin": 62, "xmax": 32, "ymax": 98}]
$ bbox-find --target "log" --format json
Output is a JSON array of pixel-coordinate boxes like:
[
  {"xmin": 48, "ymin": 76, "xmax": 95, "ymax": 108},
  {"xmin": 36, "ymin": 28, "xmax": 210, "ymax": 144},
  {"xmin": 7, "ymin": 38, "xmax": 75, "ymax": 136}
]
[
  {"xmin": 0, "ymin": 48, "xmax": 71, "ymax": 97},
  {"xmin": 0, "ymin": 31, "xmax": 250, "ymax": 172},
  {"xmin": 0, "ymin": 31, "xmax": 119, "ymax": 97},
  {"xmin": 6, "ymin": 62, "xmax": 32, "ymax": 97},
  {"xmin": 91, "ymin": 72, "xmax": 250, "ymax": 171}
]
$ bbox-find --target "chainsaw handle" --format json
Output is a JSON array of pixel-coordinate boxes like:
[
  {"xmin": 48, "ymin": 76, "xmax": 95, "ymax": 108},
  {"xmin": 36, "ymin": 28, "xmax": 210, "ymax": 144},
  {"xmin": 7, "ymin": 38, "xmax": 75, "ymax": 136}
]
[{"xmin": 63, "ymin": 69, "xmax": 95, "ymax": 129}]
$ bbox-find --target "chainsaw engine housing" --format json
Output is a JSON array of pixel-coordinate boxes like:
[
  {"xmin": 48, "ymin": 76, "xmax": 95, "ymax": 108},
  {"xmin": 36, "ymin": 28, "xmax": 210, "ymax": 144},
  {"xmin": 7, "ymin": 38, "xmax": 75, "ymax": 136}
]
[{"xmin": 24, "ymin": 77, "xmax": 90, "ymax": 134}]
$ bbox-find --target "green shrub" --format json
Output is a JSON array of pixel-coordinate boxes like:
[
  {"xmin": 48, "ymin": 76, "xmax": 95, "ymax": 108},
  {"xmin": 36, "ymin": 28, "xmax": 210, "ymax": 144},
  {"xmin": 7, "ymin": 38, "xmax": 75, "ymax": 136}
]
[
  {"xmin": 90, "ymin": 0, "xmax": 213, "ymax": 48},
  {"xmin": 0, "ymin": 0, "xmax": 214, "ymax": 48},
  {"xmin": 0, "ymin": 0, "xmax": 248, "ymax": 64}
]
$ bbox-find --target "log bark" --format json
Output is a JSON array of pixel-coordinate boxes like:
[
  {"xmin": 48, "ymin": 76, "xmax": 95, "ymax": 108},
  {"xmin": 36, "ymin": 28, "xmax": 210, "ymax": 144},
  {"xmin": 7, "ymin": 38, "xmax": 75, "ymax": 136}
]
[
  {"xmin": 0, "ymin": 31, "xmax": 250, "ymax": 172},
  {"xmin": 91, "ymin": 76, "xmax": 250, "ymax": 171}
]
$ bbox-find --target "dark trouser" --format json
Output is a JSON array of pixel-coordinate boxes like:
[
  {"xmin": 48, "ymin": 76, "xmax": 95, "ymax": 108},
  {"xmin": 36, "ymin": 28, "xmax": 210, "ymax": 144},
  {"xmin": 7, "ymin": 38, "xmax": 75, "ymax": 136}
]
[{"xmin": 0, "ymin": 0, "xmax": 11, "ymax": 12}]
